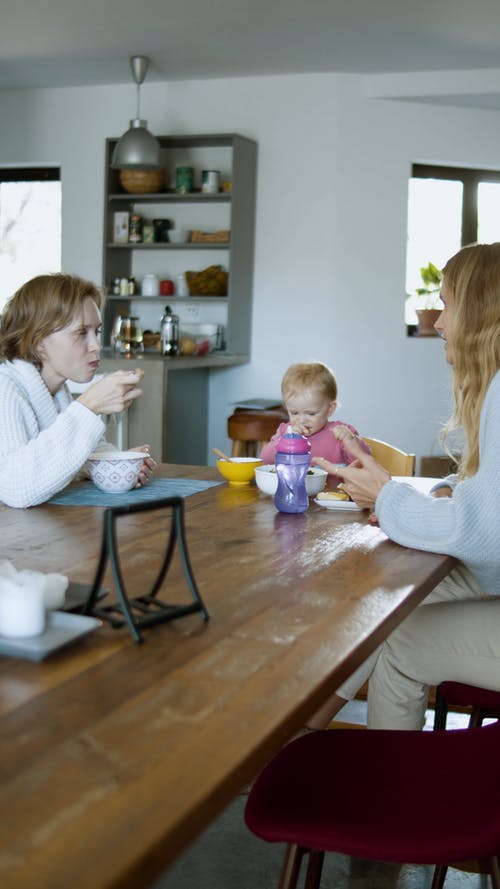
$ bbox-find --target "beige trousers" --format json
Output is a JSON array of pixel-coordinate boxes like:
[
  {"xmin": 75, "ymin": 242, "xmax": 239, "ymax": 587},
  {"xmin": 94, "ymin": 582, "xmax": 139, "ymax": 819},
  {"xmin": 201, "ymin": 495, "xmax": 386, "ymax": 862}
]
[{"xmin": 336, "ymin": 564, "xmax": 500, "ymax": 730}]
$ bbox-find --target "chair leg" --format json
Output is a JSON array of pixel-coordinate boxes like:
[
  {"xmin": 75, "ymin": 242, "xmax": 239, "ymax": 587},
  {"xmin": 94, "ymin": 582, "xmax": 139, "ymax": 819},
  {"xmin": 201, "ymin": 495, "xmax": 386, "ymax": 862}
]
[
  {"xmin": 468, "ymin": 706, "xmax": 486, "ymax": 728},
  {"xmin": 232, "ymin": 440, "xmax": 246, "ymax": 457},
  {"xmin": 433, "ymin": 686, "xmax": 449, "ymax": 730},
  {"xmin": 304, "ymin": 850, "xmax": 325, "ymax": 889},
  {"xmin": 489, "ymin": 856, "xmax": 500, "ymax": 889},
  {"xmin": 430, "ymin": 864, "xmax": 448, "ymax": 889},
  {"xmin": 278, "ymin": 844, "xmax": 305, "ymax": 889}
]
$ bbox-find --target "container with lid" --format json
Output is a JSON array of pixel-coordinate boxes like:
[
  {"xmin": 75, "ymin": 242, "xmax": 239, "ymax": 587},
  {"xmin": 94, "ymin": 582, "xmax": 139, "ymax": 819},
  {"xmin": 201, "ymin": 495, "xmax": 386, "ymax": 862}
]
[
  {"xmin": 274, "ymin": 428, "xmax": 312, "ymax": 514},
  {"xmin": 160, "ymin": 305, "xmax": 179, "ymax": 356},
  {"xmin": 142, "ymin": 273, "xmax": 160, "ymax": 297}
]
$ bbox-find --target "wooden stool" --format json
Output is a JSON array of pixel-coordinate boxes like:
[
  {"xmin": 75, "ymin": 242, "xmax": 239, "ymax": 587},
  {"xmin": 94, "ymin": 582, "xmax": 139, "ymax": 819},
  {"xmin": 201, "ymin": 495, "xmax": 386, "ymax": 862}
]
[{"xmin": 227, "ymin": 409, "xmax": 288, "ymax": 457}]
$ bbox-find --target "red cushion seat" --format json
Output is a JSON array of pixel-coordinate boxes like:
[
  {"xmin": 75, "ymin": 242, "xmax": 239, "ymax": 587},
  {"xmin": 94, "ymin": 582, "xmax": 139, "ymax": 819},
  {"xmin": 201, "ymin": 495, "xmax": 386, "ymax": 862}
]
[{"xmin": 245, "ymin": 722, "xmax": 500, "ymax": 866}]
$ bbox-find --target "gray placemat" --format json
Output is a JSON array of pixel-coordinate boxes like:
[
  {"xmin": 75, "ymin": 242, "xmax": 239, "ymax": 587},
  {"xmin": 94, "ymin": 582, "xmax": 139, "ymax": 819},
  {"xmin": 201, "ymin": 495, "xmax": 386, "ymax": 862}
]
[{"xmin": 48, "ymin": 477, "xmax": 221, "ymax": 507}]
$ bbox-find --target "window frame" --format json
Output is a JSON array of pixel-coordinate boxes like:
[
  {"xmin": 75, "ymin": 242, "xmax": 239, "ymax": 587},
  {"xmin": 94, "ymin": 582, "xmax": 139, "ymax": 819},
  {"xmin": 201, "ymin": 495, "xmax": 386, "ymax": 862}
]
[
  {"xmin": 412, "ymin": 163, "xmax": 500, "ymax": 247},
  {"xmin": 407, "ymin": 163, "xmax": 500, "ymax": 335},
  {"xmin": 0, "ymin": 165, "xmax": 61, "ymax": 312}
]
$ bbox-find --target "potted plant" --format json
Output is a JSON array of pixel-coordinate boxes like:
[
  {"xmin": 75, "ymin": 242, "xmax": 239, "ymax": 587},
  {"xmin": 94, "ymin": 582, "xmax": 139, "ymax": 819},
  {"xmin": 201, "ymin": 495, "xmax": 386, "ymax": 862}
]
[{"xmin": 413, "ymin": 261, "xmax": 443, "ymax": 336}]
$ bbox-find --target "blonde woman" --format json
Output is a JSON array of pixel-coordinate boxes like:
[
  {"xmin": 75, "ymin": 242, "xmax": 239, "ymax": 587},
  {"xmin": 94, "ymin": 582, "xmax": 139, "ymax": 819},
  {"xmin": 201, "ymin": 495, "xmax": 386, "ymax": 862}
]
[{"xmin": 312, "ymin": 242, "xmax": 500, "ymax": 730}]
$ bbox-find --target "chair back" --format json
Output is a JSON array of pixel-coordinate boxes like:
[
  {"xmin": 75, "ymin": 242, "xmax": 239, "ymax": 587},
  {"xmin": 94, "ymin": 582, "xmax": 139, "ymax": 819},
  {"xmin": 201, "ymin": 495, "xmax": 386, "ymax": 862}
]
[
  {"xmin": 228, "ymin": 409, "xmax": 288, "ymax": 458},
  {"xmin": 363, "ymin": 437, "xmax": 415, "ymax": 476}
]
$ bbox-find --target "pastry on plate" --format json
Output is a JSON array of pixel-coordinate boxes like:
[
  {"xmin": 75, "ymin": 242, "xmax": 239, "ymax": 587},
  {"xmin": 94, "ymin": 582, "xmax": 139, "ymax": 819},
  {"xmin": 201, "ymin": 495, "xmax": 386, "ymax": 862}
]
[{"xmin": 316, "ymin": 490, "xmax": 350, "ymax": 502}]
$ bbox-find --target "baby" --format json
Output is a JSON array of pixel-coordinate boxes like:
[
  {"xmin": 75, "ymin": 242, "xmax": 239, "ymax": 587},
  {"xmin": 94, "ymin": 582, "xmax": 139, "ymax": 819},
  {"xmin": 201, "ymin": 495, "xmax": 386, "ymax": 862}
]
[{"xmin": 259, "ymin": 361, "xmax": 370, "ymax": 485}]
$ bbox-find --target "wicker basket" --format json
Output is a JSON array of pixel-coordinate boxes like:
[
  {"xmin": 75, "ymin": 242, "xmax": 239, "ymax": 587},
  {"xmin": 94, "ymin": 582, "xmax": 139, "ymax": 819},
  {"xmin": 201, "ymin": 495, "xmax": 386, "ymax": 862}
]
[
  {"xmin": 185, "ymin": 265, "xmax": 228, "ymax": 296},
  {"xmin": 190, "ymin": 230, "xmax": 230, "ymax": 244},
  {"xmin": 119, "ymin": 168, "xmax": 166, "ymax": 194}
]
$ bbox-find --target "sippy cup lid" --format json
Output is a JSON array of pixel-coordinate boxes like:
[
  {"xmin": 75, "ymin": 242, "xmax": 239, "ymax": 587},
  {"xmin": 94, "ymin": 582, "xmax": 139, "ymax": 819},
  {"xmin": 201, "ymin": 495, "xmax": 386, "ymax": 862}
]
[{"xmin": 276, "ymin": 426, "xmax": 311, "ymax": 454}]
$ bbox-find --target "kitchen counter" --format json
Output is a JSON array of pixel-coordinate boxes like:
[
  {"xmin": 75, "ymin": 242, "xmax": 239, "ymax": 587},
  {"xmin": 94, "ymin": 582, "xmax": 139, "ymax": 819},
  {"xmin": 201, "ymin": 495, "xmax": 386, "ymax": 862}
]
[
  {"xmin": 101, "ymin": 348, "xmax": 249, "ymax": 369},
  {"xmin": 99, "ymin": 351, "xmax": 249, "ymax": 463}
]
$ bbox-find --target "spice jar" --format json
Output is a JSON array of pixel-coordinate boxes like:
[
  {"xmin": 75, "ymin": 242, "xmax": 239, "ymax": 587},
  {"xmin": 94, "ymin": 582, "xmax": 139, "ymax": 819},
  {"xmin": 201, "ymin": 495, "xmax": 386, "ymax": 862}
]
[{"xmin": 129, "ymin": 214, "xmax": 143, "ymax": 243}]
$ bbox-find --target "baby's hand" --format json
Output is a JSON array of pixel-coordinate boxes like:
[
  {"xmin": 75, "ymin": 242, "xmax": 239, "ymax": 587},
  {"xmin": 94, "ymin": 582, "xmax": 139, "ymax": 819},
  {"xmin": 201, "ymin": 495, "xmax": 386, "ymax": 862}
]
[
  {"xmin": 332, "ymin": 425, "xmax": 358, "ymax": 444},
  {"xmin": 290, "ymin": 422, "xmax": 313, "ymax": 437}
]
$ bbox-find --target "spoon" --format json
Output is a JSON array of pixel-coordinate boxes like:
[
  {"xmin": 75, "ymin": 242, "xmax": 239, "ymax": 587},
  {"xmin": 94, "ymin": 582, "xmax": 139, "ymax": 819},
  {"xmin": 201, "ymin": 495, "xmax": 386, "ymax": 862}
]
[{"xmin": 212, "ymin": 447, "xmax": 234, "ymax": 462}]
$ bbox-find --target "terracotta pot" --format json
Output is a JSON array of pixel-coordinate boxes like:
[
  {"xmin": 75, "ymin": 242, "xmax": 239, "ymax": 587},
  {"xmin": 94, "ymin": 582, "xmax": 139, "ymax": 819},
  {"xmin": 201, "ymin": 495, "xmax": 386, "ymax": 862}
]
[{"xmin": 416, "ymin": 308, "xmax": 441, "ymax": 336}]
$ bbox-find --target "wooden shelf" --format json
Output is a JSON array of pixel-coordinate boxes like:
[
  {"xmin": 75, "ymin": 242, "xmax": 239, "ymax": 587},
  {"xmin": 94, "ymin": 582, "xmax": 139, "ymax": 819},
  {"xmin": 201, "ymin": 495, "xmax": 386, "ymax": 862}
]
[
  {"xmin": 107, "ymin": 242, "xmax": 228, "ymax": 250},
  {"xmin": 102, "ymin": 133, "xmax": 256, "ymax": 355},
  {"xmin": 108, "ymin": 192, "xmax": 231, "ymax": 203}
]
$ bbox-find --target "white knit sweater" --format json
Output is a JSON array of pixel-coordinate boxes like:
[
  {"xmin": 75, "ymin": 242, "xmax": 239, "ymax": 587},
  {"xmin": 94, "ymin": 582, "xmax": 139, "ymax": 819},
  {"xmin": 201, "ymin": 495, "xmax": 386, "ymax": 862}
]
[
  {"xmin": 0, "ymin": 360, "xmax": 107, "ymax": 508},
  {"xmin": 376, "ymin": 370, "xmax": 500, "ymax": 596}
]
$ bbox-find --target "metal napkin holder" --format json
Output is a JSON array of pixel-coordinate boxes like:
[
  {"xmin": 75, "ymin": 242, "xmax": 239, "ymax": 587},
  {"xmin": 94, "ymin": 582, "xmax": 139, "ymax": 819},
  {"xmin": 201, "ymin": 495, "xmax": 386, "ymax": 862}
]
[{"xmin": 83, "ymin": 496, "xmax": 209, "ymax": 643}]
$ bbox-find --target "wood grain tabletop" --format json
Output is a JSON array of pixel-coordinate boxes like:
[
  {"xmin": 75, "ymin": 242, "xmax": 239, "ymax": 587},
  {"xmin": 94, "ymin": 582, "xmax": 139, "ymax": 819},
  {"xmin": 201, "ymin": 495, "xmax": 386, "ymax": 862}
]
[{"xmin": 0, "ymin": 465, "xmax": 456, "ymax": 889}]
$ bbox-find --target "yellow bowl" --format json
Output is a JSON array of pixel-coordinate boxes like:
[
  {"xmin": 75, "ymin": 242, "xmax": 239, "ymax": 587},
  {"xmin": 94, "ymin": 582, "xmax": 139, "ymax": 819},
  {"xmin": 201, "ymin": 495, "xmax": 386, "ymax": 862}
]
[{"xmin": 216, "ymin": 457, "xmax": 262, "ymax": 486}]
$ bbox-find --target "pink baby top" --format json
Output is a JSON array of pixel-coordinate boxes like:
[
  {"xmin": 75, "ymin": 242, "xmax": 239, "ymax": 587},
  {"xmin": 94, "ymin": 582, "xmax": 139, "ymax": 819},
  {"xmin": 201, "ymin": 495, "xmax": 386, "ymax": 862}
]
[{"xmin": 259, "ymin": 420, "xmax": 371, "ymax": 486}]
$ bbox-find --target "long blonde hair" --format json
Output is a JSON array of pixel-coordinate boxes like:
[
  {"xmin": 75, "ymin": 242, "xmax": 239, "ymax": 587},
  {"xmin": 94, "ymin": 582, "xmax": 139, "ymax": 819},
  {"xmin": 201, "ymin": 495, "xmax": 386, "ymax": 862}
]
[{"xmin": 442, "ymin": 243, "xmax": 500, "ymax": 477}]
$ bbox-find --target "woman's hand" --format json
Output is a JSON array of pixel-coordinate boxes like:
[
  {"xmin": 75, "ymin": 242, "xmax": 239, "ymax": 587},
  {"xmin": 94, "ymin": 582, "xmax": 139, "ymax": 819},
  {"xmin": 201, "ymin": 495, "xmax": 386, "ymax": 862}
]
[
  {"xmin": 130, "ymin": 444, "xmax": 156, "ymax": 487},
  {"xmin": 77, "ymin": 369, "xmax": 144, "ymax": 416},
  {"xmin": 432, "ymin": 485, "xmax": 453, "ymax": 498},
  {"xmin": 312, "ymin": 432, "xmax": 391, "ymax": 509}
]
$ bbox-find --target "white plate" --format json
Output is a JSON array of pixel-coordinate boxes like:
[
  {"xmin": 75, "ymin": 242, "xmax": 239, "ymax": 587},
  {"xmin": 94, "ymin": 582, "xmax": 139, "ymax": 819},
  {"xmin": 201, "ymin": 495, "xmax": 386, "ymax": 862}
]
[
  {"xmin": 0, "ymin": 611, "xmax": 102, "ymax": 661},
  {"xmin": 314, "ymin": 497, "xmax": 364, "ymax": 511}
]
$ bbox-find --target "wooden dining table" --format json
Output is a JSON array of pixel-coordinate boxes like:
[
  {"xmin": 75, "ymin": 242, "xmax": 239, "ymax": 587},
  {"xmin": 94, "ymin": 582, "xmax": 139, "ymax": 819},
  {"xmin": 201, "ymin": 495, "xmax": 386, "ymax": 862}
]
[{"xmin": 0, "ymin": 464, "xmax": 456, "ymax": 889}]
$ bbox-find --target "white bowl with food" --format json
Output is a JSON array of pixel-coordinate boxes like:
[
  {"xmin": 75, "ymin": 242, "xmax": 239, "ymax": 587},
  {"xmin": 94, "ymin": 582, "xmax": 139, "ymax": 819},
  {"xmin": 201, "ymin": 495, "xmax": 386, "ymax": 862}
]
[
  {"xmin": 87, "ymin": 451, "xmax": 144, "ymax": 493},
  {"xmin": 254, "ymin": 464, "xmax": 328, "ymax": 497}
]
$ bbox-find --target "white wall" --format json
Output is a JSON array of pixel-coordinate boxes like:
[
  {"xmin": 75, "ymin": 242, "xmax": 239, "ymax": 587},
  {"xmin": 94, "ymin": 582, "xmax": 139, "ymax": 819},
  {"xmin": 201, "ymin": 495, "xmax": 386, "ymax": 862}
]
[{"xmin": 2, "ymin": 72, "xmax": 500, "ymax": 467}]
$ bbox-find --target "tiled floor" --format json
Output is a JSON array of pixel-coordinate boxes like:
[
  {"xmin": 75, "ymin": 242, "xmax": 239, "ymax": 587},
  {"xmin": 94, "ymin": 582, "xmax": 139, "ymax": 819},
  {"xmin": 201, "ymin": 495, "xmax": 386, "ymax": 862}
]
[{"xmin": 154, "ymin": 702, "xmax": 494, "ymax": 889}]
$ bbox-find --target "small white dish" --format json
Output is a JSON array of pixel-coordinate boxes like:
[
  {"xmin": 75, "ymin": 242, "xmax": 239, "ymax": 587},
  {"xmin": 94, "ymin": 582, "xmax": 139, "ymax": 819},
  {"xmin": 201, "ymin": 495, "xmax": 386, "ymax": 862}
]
[
  {"xmin": 0, "ymin": 611, "xmax": 102, "ymax": 661},
  {"xmin": 314, "ymin": 497, "xmax": 363, "ymax": 511}
]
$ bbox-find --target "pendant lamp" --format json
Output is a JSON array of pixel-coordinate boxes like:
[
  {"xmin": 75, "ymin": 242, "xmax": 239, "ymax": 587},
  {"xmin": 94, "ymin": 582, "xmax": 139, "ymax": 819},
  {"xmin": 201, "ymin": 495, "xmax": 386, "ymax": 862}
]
[{"xmin": 112, "ymin": 56, "xmax": 161, "ymax": 169}]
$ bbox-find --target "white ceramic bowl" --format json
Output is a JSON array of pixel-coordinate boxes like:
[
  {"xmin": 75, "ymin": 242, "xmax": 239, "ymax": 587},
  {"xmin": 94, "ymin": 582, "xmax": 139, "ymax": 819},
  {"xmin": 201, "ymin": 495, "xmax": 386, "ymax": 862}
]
[
  {"xmin": 254, "ymin": 464, "xmax": 328, "ymax": 497},
  {"xmin": 87, "ymin": 451, "xmax": 144, "ymax": 493},
  {"xmin": 168, "ymin": 228, "xmax": 189, "ymax": 244}
]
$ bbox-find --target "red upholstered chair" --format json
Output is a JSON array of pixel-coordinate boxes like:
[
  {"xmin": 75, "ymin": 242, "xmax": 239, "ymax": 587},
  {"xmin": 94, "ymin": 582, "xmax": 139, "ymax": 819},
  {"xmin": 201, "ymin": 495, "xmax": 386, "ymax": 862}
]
[
  {"xmin": 433, "ymin": 681, "xmax": 500, "ymax": 730},
  {"xmin": 244, "ymin": 722, "xmax": 500, "ymax": 889}
]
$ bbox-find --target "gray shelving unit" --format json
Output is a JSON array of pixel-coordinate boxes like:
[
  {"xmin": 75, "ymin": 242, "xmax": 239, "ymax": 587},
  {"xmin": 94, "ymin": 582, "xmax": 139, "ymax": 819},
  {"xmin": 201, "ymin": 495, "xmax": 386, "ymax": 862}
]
[{"xmin": 102, "ymin": 133, "xmax": 257, "ymax": 355}]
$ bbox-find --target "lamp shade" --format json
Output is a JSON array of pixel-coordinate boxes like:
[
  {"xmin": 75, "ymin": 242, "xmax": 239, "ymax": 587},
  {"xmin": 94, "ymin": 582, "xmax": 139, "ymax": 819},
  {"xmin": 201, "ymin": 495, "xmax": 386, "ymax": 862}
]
[{"xmin": 112, "ymin": 119, "xmax": 161, "ymax": 169}]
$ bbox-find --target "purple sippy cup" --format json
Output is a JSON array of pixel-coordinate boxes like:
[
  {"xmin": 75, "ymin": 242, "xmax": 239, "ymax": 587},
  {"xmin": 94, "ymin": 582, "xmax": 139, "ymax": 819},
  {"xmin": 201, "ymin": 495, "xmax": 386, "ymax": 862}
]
[{"xmin": 274, "ymin": 427, "xmax": 312, "ymax": 514}]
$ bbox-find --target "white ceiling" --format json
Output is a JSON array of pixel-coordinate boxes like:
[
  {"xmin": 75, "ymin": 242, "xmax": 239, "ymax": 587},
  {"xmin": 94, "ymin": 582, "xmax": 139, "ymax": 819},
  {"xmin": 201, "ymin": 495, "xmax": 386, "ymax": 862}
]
[{"xmin": 2, "ymin": 0, "xmax": 500, "ymax": 109}]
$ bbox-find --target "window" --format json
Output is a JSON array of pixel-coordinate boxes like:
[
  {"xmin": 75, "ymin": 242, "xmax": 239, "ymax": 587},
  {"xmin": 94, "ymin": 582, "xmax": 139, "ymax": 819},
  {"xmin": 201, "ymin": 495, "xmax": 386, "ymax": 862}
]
[
  {"xmin": 0, "ymin": 167, "xmax": 61, "ymax": 312},
  {"xmin": 405, "ymin": 164, "xmax": 500, "ymax": 329}
]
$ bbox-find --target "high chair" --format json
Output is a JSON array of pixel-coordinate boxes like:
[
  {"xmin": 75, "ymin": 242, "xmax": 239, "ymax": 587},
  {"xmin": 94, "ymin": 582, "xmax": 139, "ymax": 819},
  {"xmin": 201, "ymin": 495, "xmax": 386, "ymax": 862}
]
[{"xmin": 362, "ymin": 436, "xmax": 416, "ymax": 476}]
